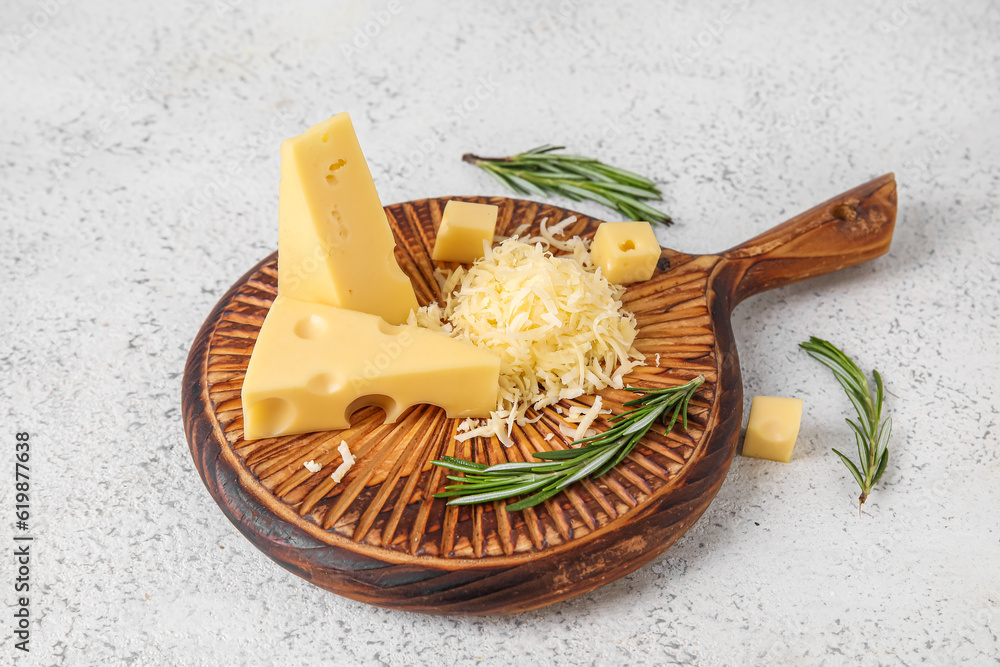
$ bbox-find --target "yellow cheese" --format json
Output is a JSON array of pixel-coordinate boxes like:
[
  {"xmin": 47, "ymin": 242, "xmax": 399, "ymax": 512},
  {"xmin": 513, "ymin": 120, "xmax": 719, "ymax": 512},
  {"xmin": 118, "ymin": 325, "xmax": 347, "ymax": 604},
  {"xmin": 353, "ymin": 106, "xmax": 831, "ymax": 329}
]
[
  {"xmin": 590, "ymin": 221, "xmax": 660, "ymax": 284},
  {"xmin": 431, "ymin": 200, "xmax": 498, "ymax": 263},
  {"xmin": 741, "ymin": 396, "xmax": 804, "ymax": 463},
  {"xmin": 277, "ymin": 112, "xmax": 418, "ymax": 325},
  {"xmin": 241, "ymin": 295, "xmax": 500, "ymax": 440}
]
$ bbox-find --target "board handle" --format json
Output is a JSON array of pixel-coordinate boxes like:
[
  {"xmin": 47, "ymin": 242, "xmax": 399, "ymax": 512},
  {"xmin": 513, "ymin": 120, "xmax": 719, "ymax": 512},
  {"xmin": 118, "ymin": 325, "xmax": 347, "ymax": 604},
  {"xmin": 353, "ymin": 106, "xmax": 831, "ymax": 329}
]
[{"xmin": 719, "ymin": 173, "xmax": 897, "ymax": 308}]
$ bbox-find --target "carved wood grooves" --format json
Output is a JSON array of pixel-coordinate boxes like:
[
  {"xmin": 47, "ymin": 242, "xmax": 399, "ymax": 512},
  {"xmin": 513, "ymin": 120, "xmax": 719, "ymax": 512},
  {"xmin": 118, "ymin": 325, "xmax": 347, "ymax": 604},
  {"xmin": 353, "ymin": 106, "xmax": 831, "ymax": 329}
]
[{"xmin": 183, "ymin": 176, "xmax": 896, "ymax": 614}]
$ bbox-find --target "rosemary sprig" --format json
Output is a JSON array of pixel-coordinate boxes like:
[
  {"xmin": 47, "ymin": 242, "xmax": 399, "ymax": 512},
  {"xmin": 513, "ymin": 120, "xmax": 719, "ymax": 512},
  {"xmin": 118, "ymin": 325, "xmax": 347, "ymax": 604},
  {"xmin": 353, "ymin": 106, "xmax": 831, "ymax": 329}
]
[
  {"xmin": 462, "ymin": 144, "xmax": 672, "ymax": 225},
  {"xmin": 432, "ymin": 375, "xmax": 704, "ymax": 511},
  {"xmin": 800, "ymin": 337, "xmax": 891, "ymax": 510}
]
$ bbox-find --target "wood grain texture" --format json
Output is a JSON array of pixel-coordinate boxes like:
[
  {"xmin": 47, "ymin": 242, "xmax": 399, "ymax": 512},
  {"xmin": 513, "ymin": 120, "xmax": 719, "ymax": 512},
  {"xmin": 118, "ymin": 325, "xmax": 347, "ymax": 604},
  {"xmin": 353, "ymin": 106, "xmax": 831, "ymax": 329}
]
[{"xmin": 182, "ymin": 174, "xmax": 896, "ymax": 615}]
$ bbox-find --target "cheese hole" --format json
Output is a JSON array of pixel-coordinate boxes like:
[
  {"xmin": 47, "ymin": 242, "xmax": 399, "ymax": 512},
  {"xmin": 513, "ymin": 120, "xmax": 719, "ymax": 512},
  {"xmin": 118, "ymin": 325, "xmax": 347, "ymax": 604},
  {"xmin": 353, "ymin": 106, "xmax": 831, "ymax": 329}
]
[
  {"xmin": 326, "ymin": 174, "xmax": 337, "ymax": 185},
  {"xmin": 328, "ymin": 211, "xmax": 349, "ymax": 242},
  {"xmin": 293, "ymin": 314, "xmax": 327, "ymax": 339},
  {"xmin": 346, "ymin": 394, "xmax": 398, "ymax": 424},
  {"xmin": 251, "ymin": 397, "xmax": 295, "ymax": 437},
  {"xmin": 306, "ymin": 372, "xmax": 341, "ymax": 394},
  {"xmin": 328, "ymin": 159, "xmax": 346, "ymax": 171},
  {"xmin": 377, "ymin": 319, "xmax": 402, "ymax": 335},
  {"xmin": 618, "ymin": 239, "xmax": 636, "ymax": 252},
  {"xmin": 321, "ymin": 132, "xmax": 328, "ymax": 142}
]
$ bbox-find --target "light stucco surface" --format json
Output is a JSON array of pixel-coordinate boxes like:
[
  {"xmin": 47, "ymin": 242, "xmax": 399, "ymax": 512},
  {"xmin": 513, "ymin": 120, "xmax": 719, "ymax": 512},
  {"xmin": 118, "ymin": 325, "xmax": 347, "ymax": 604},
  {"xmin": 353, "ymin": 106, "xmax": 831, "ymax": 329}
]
[{"xmin": 2, "ymin": 0, "xmax": 998, "ymax": 664}]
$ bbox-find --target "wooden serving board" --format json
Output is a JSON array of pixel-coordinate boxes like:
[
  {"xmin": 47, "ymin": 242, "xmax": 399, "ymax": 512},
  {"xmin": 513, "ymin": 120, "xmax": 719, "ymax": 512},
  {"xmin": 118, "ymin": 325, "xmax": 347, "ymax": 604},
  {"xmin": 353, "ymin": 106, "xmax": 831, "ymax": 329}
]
[{"xmin": 182, "ymin": 174, "xmax": 896, "ymax": 615}]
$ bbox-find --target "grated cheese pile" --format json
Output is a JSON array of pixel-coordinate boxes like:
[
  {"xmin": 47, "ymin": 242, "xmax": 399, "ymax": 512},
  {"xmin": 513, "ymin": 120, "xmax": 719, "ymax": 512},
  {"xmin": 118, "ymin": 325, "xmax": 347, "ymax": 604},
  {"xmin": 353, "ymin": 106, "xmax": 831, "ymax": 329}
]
[{"xmin": 411, "ymin": 218, "xmax": 643, "ymax": 446}]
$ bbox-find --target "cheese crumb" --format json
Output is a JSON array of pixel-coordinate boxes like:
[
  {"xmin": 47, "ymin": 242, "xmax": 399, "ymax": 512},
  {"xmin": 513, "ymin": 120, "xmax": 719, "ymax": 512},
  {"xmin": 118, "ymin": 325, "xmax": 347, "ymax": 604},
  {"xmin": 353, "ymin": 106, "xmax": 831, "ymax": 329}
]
[
  {"xmin": 303, "ymin": 460, "xmax": 321, "ymax": 473},
  {"xmin": 558, "ymin": 423, "xmax": 599, "ymax": 440},
  {"xmin": 331, "ymin": 440, "xmax": 356, "ymax": 483},
  {"xmin": 655, "ymin": 353, "xmax": 661, "ymax": 368},
  {"xmin": 571, "ymin": 396, "xmax": 604, "ymax": 441},
  {"xmin": 415, "ymin": 236, "xmax": 642, "ymax": 445},
  {"xmin": 544, "ymin": 433, "xmax": 554, "ymax": 442},
  {"xmin": 455, "ymin": 418, "xmax": 480, "ymax": 433}
]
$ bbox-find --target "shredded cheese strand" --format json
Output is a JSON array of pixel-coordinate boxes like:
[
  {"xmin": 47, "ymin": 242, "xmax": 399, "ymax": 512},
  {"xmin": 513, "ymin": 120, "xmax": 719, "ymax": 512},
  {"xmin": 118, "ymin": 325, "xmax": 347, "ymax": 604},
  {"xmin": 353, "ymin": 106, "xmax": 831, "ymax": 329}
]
[{"xmin": 331, "ymin": 440, "xmax": 356, "ymax": 483}]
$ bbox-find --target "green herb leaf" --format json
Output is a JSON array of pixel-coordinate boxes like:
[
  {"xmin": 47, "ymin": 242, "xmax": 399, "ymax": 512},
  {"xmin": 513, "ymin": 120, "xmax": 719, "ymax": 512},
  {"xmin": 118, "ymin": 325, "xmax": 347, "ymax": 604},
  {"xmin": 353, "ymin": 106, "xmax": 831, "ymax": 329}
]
[
  {"xmin": 462, "ymin": 148, "xmax": 672, "ymax": 225},
  {"xmin": 801, "ymin": 337, "xmax": 893, "ymax": 511},
  {"xmin": 432, "ymin": 376, "xmax": 705, "ymax": 509}
]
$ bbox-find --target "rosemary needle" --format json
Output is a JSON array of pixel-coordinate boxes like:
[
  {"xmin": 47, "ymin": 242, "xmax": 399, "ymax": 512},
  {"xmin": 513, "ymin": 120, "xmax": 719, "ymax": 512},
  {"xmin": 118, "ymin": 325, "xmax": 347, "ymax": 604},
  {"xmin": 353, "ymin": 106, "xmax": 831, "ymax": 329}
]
[
  {"xmin": 432, "ymin": 375, "xmax": 704, "ymax": 510},
  {"xmin": 462, "ymin": 144, "xmax": 672, "ymax": 225},
  {"xmin": 800, "ymin": 336, "xmax": 892, "ymax": 511}
]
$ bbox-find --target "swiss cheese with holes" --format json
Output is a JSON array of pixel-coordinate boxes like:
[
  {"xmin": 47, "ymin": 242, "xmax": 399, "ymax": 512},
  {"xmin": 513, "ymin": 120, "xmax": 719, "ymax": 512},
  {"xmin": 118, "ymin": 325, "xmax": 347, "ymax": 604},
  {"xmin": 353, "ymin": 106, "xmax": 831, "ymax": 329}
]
[
  {"xmin": 277, "ymin": 112, "xmax": 418, "ymax": 325},
  {"xmin": 589, "ymin": 221, "xmax": 660, "ymax": 285},
  {"xmin": 241, "ymin": 295, "xmax": 500, "ymax": 441}
]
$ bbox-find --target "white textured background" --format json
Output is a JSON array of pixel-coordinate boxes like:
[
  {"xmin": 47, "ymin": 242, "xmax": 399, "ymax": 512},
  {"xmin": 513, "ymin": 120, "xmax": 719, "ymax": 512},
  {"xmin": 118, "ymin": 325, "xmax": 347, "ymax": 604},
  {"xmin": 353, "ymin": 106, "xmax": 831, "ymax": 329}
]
[{"xmin": 2, "ymin": 0, "xmax": 999, "ymax": 665}]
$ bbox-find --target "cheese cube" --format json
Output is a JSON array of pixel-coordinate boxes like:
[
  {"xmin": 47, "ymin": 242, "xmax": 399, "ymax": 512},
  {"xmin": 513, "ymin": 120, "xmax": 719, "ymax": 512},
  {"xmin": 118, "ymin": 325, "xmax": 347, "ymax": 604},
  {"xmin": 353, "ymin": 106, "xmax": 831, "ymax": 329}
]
[
  {"xmin": 741, "ymin": 396, "xmax": 804, "ymax": 463},
  {"xmin": 431, "ymin": 201, "xmax": 498, "ymax": 263},
  {"xmin": 241, "ymin": 295, "xmax": 501, "ymax": 440},
  {"xmin": 278, "ymin": 112, "xmax": 418, "ymax": 325},
  {"xmin": 590, "ymin": 222, "xmax": 661, "ymax": 284}
]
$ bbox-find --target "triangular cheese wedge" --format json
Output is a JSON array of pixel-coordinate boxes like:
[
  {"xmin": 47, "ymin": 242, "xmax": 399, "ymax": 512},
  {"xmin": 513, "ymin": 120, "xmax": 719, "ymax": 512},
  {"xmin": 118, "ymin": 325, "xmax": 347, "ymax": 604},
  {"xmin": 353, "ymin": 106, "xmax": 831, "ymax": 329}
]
[
  {"xmin": 241, "ymin": 296, "xmax": 500, "ymax": 441},
  {"xmin": 277, "ymin": 112, "xmax": 418, "ymax": 325}
]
